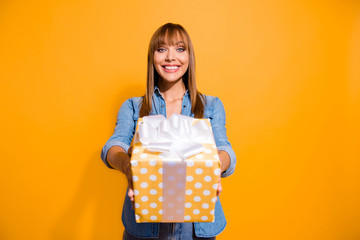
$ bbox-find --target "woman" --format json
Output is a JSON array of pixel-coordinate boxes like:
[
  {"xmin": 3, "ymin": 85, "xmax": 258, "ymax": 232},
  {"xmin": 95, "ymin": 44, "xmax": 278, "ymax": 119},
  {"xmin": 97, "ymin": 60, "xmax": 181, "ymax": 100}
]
[{"xmin": 101, "ymin": 23, "xmax": 236, "ymax": 239}]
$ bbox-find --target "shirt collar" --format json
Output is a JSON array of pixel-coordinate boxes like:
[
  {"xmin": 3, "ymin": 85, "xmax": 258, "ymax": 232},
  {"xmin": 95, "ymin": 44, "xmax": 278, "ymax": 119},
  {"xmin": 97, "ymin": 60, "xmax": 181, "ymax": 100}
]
[{"xmin": 153, "ymin": 85, "xmax": 189, "ymax": 97}]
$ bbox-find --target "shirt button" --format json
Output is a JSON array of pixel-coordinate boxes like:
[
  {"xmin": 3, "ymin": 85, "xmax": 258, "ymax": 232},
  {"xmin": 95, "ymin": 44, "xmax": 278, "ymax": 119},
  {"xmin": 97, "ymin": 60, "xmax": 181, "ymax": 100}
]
[
  {"xmin": 183, "ymin": 105, "xmax": 186, "ymax": 108},
  {"xmin": 161, "ymin": 105, "xmax": 164, "ymax": 108}
]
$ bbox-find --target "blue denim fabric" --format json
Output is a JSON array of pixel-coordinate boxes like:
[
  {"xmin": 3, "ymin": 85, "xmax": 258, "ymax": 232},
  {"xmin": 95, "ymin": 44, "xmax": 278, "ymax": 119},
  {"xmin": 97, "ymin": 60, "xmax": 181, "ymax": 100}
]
[
  {"xmin": 123, "ymin": 222, "xmax": 215, "ymax": 240},
  {"xmin": 101, "ymin": 87, "xmax": 236, "ymax": 238}
]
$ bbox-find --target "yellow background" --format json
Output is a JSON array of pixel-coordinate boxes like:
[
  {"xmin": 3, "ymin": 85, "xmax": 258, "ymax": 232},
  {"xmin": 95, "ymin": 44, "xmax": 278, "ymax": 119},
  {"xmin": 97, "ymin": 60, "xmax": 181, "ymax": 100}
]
[{"xmin": 0, "ymin": 0, "xmax": 359, "ymax": 239}]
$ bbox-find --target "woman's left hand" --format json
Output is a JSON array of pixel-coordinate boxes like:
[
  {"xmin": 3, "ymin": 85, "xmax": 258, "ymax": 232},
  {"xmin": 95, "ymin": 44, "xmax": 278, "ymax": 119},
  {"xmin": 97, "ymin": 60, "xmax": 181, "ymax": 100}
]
[{"xmin": 216, "ymin": 177, "xmax": 222, "ymax": 197}]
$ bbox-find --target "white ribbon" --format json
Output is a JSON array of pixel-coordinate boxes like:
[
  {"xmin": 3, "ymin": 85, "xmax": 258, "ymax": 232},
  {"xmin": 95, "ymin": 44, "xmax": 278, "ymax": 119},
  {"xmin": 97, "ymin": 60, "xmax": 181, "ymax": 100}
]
[{"xmin": 135, "ymin": 114, "xmax": 214, "ymax": 160}]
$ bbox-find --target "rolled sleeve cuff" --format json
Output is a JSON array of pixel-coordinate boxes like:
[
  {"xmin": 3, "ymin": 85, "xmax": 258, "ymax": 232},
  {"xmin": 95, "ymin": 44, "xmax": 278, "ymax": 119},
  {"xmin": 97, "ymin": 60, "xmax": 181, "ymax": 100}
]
[
  {"xmin": 217, "ymin": 145, "xmax": 236, "ymax": 178},
  {"xmin": 101, "ymin": 140, "xmax": 130, "ymax": 169}
]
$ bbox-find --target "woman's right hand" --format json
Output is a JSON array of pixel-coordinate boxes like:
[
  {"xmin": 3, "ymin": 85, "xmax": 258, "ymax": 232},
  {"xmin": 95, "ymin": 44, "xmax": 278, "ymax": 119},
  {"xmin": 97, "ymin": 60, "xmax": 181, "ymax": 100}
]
[
  {"xmin": 107, "ymin": 146, "xmax": 135, "ymax": 203},
  {"xmin": 124, "ymin": 146, "xmax": 135, "ymax": 203}
]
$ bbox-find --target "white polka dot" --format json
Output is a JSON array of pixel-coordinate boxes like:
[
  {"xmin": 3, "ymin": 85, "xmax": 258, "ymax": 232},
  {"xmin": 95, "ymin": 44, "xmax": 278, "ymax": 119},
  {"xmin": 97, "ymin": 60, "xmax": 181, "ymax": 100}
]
[
  {"xmin": 149, "ymin": 175, "xmax": 157, "ymax": 181},
  {"xmin": 132, "ymin": 175, "xmax": 139, "ymax": 182},
  {"xmin": 214, "ymin": 168, "xmax": 221, "ymax": 176},
  {"xmin": 141, "ymin": 182, "xmax": 148, "ymax": 188},
  {"xmin": 177, "ymin": 182, "xmax": 185, "ymax": 188},
  {"xmin": 210, "ymin": 210, "xmax": 215, "ymax": 215},
  {"xmin": 150, "ymin": 189, "xmax": 157, "ymax": 195},
  {"xmin": 142, "ymin": 209, "xmax": 149, "ymax": 215},
  {"xmin": 166, "ymin": 215, "xmax": 175, "ymax": 220},
  {"xmin": 177, "ymin": 168, "xmax": 185, "ymax": 174},
  {"xmin": 159, "ymin": 196, "xmax": 163, "ymax": 202},
  {"xmin": 159, "ymin": 168, "xmax": 163, "ymax": 174},
  {"xmin": 167, "ymin": 190, "xmax": 175, "ymax": 195},
  {"xmin": 167, "ymin": 159, "xmax": 177, "ymax": 165},
  {"xmin": 194, "ymin": 196, "xmax": 201, "ymax": 202},
  {"xmin": 149, "ymin": 159, "xmax": 157, "ymax": 166},
  {"xmin": 150, "ymin": 202, "xmax": 157, "ymax": 208},
  {"xmin": 150, "ymin": 215, "xmax": 157, "ymax": 220},
  {"xmin": 176, "ymin": 196, "xmax": 183, "ymax": 202},
  {"xmin": 140, "ymin": 168, "xmax": 148, "ymax": 174},
  {"xmin": 133, "ymin": 148, "xmax": 139, "ymax": 154},
  {"xmin": 184, "ymin": 215, "xmax": 191, "ymax": 221},
  {"xmin": 186, "ymin": 176, "xmax": 193, "ymax": 182},
  {"xmin": 205, "ymin": 160, "xmax": 213, "ymax": 167},
  {"xmin": 211, "ymin": 197, "xmax": 217, "ymax": 203},
  {"xmin": 185, "ymin": 202, "xmax": 192, "ymax": 208},
  {"xmin": 141, "ymin": 196, "xmax": 148, "ymax": 202},
  {"xmin": 168, "ymin": 203, "xmax": 174, "ymax": 208},
  {"xmin": 131, "ymin": 160, "xmax": 138, "ymax": 167},
  {"xmin": 159, "ymin": 209, "xmax": 163, "ymax": 215},
  {"xmin": 204, "ymin": 176, "xmax": 212, "ymax": 182},
  {"xmin": 193, "ymin": 209, "xmax": 200, "ymax": 214},
  {"xmin": 140, "ymin": 153, "xmax": 148, "ymax": 159},
  {"xmin": 196, "ymin": 154, "xmax": 203, "ymax": 159},
  {"xmin": 212, "ymin": 144, "xmax": 217, "ymax": 149},
  {"xmin": 135, "ymin": 203, "xmax": 140, "ymax": 208},
  {"xmin": 134, "ymin": 190, "xmax": 139, "ymax": 195},
  {"xmin": 195, "ymin": 168, "xmax": 203, "ymax": 174},
  {"xmin": 204, "ymin": 149, "xmax": 212, "ymax": 154},
  {"xmin": 158, "ymin": 182, "xmax": 163, "ymax": 188},
  {"xmin": 176, "ymin": 209, "xmax": 183, "ymax": 214},
  {"xmin": 201, "ymin": 216, "xmax": 208, "ymax": 221},
  {"xmin": 186, "ymin": 160, "xmax": 194, "ymax": 167},
  {"xmin": 214, "ymin": 155, "xmax": 219, "ymax": 160},
  {"xmin": 213, "ymin": 183, "xmax": 218, "ymax": 190},
  {"xmin": 203, "ymin": 190, "xmax": 210, "ymax": 196},
  {"xmin": 168, "ymin": 176, "xmax": 175, "ymax": 181},
  {"xmin": 195, "ymin": 182, "xmax": 202, "ymax": 189},
  {"xmin": 186, "ymin": 189, "xmax": 193, "ymax": 195},
  {"xmin": 202, "ymin": 203, "xmax": 209, "ymax": 209},
  {"xmin": 135, "ymin": 214, "xmax": 140, "ymax": 221}
]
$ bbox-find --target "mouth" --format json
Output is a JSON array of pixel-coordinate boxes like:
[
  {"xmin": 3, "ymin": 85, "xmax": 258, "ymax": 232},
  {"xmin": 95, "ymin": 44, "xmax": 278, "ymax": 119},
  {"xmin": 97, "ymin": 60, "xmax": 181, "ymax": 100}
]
[{"xmin": 162, "ymin": 65, "xmax": 180, "ymax": 72}]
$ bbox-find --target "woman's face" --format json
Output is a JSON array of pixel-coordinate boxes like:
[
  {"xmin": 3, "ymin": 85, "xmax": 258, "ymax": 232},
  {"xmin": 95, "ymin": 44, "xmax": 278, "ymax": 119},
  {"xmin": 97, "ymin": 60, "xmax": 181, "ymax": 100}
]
[{"xmin": 153, "ymin": 38, "xmax": 189, "ymax": 84}]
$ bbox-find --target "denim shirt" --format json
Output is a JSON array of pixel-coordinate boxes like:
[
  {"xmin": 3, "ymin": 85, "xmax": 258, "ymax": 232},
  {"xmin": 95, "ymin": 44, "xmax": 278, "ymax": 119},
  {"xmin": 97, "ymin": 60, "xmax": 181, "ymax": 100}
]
[{"xmin": 101, "ymin": 87, "xmax": 236, "ymax": 238}]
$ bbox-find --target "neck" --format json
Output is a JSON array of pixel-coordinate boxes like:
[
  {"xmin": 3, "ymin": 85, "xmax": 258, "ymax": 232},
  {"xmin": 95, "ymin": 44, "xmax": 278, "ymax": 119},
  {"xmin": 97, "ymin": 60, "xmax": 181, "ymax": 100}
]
[{"xmin": 158, "ymin": 79, "xmax": 186, "ymax": 101}]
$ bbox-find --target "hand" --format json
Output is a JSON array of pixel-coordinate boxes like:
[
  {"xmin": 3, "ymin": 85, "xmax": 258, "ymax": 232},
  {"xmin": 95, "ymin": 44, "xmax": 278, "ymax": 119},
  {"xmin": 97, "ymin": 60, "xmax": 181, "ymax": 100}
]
[
  {"xmin": 215, "ymin": 176, "xmax": 222, "ymax": 202},
  {"xmin": 125, "ymin": 146, "xmax": 135, "ymax": 204},
  {"xmin": 107, "ymin": 146, "xmax": 135, "ymax": 206}
]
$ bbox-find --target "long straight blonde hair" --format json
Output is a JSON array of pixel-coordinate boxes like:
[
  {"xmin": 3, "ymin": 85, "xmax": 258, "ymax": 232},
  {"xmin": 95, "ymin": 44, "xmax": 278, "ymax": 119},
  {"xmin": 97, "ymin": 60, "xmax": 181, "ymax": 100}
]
[{"xmin": 139, "ymin": 23, "xmax": 204, "ymax": 118}]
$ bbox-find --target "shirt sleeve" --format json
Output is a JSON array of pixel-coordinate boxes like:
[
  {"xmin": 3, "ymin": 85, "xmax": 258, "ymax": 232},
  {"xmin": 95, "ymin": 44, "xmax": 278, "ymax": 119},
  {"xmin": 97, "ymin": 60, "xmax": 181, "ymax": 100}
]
[
  {"xmin": 101, "ymin": 98, "xmax": 136, "ymax": 169},
  {"xmin": 210, "ymin": 97, "xmax": 236, "ymax": 178}
]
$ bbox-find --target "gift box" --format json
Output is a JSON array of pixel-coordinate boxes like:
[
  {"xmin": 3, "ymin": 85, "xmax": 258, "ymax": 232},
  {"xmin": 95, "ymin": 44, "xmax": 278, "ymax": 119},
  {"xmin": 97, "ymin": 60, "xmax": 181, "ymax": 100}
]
[{"xmin": 130, "ymin": 114, "xmax": 221, "ymax": 223}]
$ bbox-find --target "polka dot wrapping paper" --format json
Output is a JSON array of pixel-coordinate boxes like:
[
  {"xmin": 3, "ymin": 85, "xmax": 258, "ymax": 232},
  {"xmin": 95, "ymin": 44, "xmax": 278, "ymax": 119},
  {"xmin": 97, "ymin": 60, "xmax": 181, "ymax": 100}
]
[{"xmin": 130, "ymin": 118, "xmax": 221, "ymax": 223}]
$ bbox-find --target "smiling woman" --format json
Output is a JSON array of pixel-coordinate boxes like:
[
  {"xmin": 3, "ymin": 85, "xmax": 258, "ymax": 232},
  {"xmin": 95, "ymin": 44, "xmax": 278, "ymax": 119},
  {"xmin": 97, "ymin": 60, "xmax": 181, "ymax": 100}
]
[
  {"xmin": 141, "ymin": 23, "xmax": 201, "ymax": 118},
  {"xmin": 154, "ymin": 41, "xmax": 189, "ymax": 82},
  {"xmin": 101, "ymin": 23, "xmax": 236, "ymax": 240}
]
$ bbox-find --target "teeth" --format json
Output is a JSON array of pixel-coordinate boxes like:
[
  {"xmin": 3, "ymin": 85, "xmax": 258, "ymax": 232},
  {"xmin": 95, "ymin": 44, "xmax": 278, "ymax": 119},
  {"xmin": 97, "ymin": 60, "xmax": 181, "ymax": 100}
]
[{"xmin": 164, "ymin": 66, "xmax": 179, "ymax": 70}]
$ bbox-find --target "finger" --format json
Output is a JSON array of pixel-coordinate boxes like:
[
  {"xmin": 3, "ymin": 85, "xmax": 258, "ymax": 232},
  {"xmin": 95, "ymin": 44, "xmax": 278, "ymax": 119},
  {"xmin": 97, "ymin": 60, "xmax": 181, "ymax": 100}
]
[
  {"xmin": 128, "ymin": 188, "xmax": 135, "ymax": 210},
  {"xmin": 128, "ymin": 188, "xmax": 134, "ymax": 200},
  {"xmin": 217, "ymin": 182, "xmax": 222, "ymax": 196}
]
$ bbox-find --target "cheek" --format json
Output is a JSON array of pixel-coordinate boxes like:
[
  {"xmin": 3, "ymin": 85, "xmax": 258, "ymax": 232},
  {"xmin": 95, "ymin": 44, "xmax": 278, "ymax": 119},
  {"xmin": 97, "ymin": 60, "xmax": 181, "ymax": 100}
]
[
  {"xmin": 180, "ymin": 54, "xmax": 189, "ymax": 65},
  {"xmin": 153, "ymin": 53, "xmax": 164, "ymax": 64}
]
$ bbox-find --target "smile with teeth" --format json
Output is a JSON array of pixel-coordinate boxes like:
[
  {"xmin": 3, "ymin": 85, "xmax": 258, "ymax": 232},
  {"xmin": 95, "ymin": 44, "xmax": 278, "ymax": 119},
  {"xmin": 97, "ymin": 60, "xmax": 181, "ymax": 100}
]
[
  {"xmin": 162, "ymin": 65, "xmax": 180, "ymax": 72},
  {"xmin": 164, "ymin": 66, "xmax": 179, "ymax": 69}
]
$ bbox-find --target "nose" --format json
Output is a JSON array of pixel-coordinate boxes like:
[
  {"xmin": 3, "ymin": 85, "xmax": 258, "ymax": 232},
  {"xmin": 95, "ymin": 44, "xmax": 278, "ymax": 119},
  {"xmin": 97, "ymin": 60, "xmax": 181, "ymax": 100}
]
[{"xmin": 165, "ymin": 48, "xmax": 175, "ymax": 62}]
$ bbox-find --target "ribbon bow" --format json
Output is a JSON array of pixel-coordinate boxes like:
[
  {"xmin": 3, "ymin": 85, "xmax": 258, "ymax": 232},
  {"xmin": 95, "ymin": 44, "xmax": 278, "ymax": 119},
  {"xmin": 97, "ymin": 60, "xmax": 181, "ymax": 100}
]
[{"xmin": 135, "ymin": 114, "xmax": 213, "ymax": 160}]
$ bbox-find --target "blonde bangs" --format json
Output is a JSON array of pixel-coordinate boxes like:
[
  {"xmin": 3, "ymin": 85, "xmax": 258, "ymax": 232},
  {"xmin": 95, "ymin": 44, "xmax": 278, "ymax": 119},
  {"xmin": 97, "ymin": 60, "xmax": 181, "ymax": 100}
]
[{"xmin": 150, "ymin": 26, "xmax": 190, "ymax": 53}]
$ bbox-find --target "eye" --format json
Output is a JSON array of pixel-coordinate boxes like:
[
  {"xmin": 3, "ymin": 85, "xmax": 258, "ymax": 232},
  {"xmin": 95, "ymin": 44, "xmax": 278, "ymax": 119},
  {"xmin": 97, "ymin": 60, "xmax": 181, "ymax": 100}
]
[
  {"xmin": 177, "ymin": 47, "xmax": 186, "ymax": 52},
  {"xmin": 156, "ymin": 47, "xmax": 166, "ymax": 52}
]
